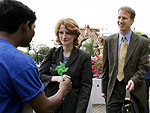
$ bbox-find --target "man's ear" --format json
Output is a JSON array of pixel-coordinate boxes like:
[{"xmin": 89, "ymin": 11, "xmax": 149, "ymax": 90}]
[
  {"xmin": 21, "ymin": 21, "xmax": 30, "ymax": 32},
  {"xmin": 131, "ymin": 18, "xmax": 134, "ymax": 25}
]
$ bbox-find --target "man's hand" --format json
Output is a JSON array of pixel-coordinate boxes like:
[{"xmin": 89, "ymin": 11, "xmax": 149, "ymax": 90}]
[
  {"xmin": 29, "ymin": 76, "xmax": 72, "ymax": 113},
  {"xmin": 102, "ymin": 93, "xmax": 107, "ymax": 99},
  {"xmin": 126, "ymin": 80, "xmax": 134, "ymax": 91},
  {"xmin": 59, "ymin": 75, "xmax": 72, "ymax": 96}
]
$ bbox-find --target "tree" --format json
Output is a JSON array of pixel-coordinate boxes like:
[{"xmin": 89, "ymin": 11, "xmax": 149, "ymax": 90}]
[
  {"xmin": 82, "ymin": 38, "xmax": 95, "ymax": 56},
  {"xmin": 32, "ymin": 45, "xmax": 50, "ymax": 65},
  {"xmin": 28, "ymin": 42, "xmax": 50, "ymax": 65}
]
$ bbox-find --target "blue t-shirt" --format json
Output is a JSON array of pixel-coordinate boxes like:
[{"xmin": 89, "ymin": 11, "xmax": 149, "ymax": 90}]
[
  {"xmin": 0, "ymin": 38, "xmax": 45, "ymax": 113},
  {"xmin": 63, "ymin": 56, "xmax": 69, "ymax": 64}
]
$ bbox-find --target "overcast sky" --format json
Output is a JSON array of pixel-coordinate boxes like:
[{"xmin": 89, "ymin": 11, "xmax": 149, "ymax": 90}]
[{"xmin": 18, "ymin": 0, "xmax": 150, "ymax": 48}]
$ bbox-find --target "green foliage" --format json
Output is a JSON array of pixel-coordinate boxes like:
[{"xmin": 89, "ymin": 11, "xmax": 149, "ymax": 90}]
[
  {"xmin": 18, "ymin": 50, "xmax": 29, "ymax": 55},
  {"xmin": 31, "ymin": 45, "xmax": 50, "ymax": 64},
  {"xmin": 135, "ymin": 32, "xmax": 142, "ymax": 35},
  {"xmin": 19, "ymin": 44, "xmax": 50, "ymax": 65},
  {"xmin": 82, "ymin": 39, "xmax": 95, "ymax": 56},
  {"xmin": 38, "ymin": 46, "xmax": 50, "ymax": 55}
]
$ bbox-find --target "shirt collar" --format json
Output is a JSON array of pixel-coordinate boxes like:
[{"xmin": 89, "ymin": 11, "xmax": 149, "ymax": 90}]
[
  {"xmin": 0, "ymin": 38, "xmax": 11, "ymax": 44},
  {"xmin": 119, "ymin": 30, "xmax": 132, "ymax": 42}
]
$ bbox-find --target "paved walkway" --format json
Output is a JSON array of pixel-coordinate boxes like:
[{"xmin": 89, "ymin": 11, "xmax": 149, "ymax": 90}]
[
  {"xmin": 92, "ymin": 104, "xmax": 106, "ymax": 113},
  {"xmin": 92, "ymin": 89, "xmax": 150, "ymax": 113}
]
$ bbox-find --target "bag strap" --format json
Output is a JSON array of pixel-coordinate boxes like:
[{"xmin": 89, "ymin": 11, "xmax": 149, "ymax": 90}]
[
  {"xmin": 51, "ymin": 47, "xmax": 56, "ymax": 60},
  {"xmin": 125, "ymin": 90, "xmax": 130, "ymax": 100},
  {"xmin": 124, "ymin": 90, "xmax": 139, "ymax": 113},
  {"xmin": 39, "ymin": 47, "xmax": 56, "ymax": 87},
  {"xmin": 49, "ymin": 47, "xmax": 56, "ymax": 71}
]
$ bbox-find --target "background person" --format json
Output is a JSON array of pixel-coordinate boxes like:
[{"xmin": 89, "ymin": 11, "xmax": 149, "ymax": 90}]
[
  {"xmin": 141, "ymin": 34, "xmax": 150, "ymax": 113},
  {"xmin": 39, "ymin": 18, "xmax": 93, "ymax": 113},
  {"xmin": 0, "ymin": 0, "xmax": 72, "ymax": 113},
  {"xmin": 102, "ymin": 6, "xmax": 149, "ymax": 113}
]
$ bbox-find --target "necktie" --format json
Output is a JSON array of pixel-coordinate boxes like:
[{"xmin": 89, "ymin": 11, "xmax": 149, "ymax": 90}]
[{"xmin": 117, "ymin": 36, "xmax": 127, "ymax": 81}]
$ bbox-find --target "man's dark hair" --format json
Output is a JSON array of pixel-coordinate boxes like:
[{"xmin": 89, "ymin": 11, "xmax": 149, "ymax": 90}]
[{"xmin": 0, "ymin": 0, "xmax": 36, "ymax": 33}]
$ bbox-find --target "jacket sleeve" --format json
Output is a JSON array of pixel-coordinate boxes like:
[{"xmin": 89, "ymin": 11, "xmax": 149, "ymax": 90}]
[
  {"xmin": 39, "ymin": 47, "xmax": 55, "ymax": 86},
  {"xmin": 102, "ymin": 39, "xmax": 109, "ymax": 94},
  {"xmin": 130, "ymin": 39, "xmax": 149, "ymax": 85},
  {"xmin": 75, "ymin": 54, "xmax": 93, "ymax": 113}
]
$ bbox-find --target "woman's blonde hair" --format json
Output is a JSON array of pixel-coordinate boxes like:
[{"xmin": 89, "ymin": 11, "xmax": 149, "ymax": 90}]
[{"xmin": 55, "ymin": 18, "xmax": 80, "ymax": 47}]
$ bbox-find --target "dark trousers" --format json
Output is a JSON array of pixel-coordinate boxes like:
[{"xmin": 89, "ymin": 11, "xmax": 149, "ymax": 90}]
[
  {"xmin": 145, "ymin": 79, "xmax": 150, "ymax": 113},
  {"xmin": 106, "ymin": 79, "xmax": 126, "ymax": 113},
  {"xmin": 106, "ymin": 79, "xmax": 146, "ymax": 113}
]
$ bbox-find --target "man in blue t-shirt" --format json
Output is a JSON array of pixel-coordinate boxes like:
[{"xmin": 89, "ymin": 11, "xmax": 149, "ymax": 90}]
[{"xmin": 0, "ymin": 0, "xmax": 72, "ymax": 113}]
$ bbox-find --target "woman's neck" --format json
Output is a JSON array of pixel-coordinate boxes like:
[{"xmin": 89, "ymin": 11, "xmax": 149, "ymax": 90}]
[{"xmin": 63, "ymin": 45, "xmax": 73, "ymax": 57}]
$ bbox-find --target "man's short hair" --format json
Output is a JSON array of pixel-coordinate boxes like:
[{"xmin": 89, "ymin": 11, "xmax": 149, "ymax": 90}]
[
  {"xmin": 0, "ymin": 0, "xmax": 36, "ymax": 33},
  {"xmin": 118, "ymin": 6, "xmax": 136, "ymax": 19}
]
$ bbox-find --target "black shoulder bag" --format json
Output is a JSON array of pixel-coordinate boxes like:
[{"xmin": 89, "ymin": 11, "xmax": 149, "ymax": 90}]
[
  {"xmin": 121, "ymin": 91, "xmax": 139, "ymax": 113},
  {"xmin": 39, "ymin": 47, "xmax": 56, "ymax": 94}
]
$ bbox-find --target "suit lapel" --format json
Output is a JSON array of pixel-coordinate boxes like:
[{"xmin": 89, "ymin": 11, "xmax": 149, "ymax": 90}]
[
  {"xmin": 55, "ymin": 47, "xmax": 78, "ymax": 67},
  {"xmin": 124, "ymin": 32, "xmax": 138, "ymax": 67},
  {"xmin": 65, "ymin": 47, "xmax": 78, "ymax": 67},
  {"xmin": 112, "ymin": 34, "xmax": 119, "ymax": 65}
]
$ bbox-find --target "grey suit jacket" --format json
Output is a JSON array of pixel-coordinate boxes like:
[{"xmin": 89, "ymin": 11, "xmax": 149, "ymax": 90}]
[
  {"xmin": 102, "ymin": 32, "xmax": 149, "ymax": 108},
  {"xmin": 39, "ymin": 47, "xmax": 93, "ymax": 113}
]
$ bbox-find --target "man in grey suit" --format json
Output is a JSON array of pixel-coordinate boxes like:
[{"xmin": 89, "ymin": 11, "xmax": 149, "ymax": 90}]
[{"xmin": 102, "ymin": 6, "xmax": 149, "ymax": 113}]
